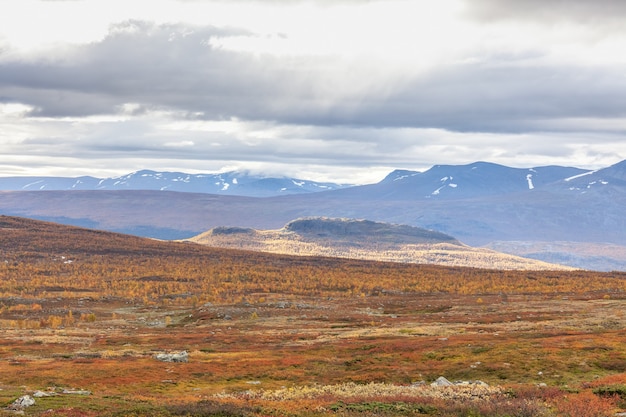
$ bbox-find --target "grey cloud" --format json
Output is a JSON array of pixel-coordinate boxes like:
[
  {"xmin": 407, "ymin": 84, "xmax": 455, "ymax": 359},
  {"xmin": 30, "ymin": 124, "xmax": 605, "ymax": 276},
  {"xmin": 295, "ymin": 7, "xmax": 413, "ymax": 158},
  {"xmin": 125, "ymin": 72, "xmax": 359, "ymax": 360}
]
[
  {"xmin": 464, "ymin": 0, "xmax": 626, "ymax": 26},
  {"xmin": 370, "ymin": 65, "xmax": 626, "ymax": 133},
  {"xmin": 2, "ymin": 20, "xmax": 626, "ymax": 135},
  {"xmin": 278, "ymin": 63, "xmax": 626, "ymax": 133},
  {"xmin": 1, "ymin": 20, "xmax": 257, "ymax": 117}
]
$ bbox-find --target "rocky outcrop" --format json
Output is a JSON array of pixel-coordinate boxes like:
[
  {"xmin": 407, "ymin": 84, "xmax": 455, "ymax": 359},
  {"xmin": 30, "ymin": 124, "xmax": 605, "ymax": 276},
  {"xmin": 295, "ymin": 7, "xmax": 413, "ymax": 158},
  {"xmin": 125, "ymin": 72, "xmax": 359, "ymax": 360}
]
[
  {"xmin": 428, "ymin": 376, "xmax": 489, "ymax": 387},
  {"xmin": 430, "ymin": 376, "xmax": 454, "ymax": 386},
  {"xmin": 155, "ymin": 351, "xmax": 189, "ymax": 362},
  {"xmin": 7, "ymin": 395, "xmax": 35, "ymax": 410}
]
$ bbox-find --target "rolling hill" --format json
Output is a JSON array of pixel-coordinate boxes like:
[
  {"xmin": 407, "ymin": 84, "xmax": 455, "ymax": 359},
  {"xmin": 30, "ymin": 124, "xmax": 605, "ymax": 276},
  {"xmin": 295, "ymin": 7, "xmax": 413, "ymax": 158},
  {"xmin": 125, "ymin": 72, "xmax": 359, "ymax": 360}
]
[
  {"xmin": 3, "ymin": 217, "xmax": 626, "ymax": 416},
  {"xmin": 189, "ymin": 217, "xmax": 573, "ymax": 270}
]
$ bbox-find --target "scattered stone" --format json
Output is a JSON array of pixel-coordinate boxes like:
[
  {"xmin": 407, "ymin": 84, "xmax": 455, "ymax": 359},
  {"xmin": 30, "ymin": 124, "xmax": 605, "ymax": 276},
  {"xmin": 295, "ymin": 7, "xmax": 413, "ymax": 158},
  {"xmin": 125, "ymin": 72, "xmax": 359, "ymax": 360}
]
[
  {"xmin": 431, "ymin": 376, "xmax": 453, "ymax": 386},
  {"xmin": 62, "ymin": 389, "xmax": 91, "ymax": 395},
  {"xmin": 8, "ymin": 395, "xmax": 35, "ymax": 410},
  {"xmin": 429, "ymin": 377, "xmax": 489, "ymax": 388},
  {"xmin": 155, "ymin": 351, "xmax": 189, "ymax": 363},
  {"xmin": 33, "ymin": 390, "xmax": 56, "ymax": 398}
]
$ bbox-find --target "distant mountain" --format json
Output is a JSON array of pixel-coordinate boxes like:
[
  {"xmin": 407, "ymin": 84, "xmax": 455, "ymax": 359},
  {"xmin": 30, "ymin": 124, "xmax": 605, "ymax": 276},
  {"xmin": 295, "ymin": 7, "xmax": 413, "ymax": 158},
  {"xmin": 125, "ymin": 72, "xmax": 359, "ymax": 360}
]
[
  {"xmin": 0, "ymin": 170, "xmax": 351, "ymax": 197},
  {"xmin": 1, "ymin": 160, "xmax": 625, "ymax": 270},
  {"xmin": 371, "ymin": 160, "xmax": 626, "ymax": 200},
  {"xmin": 556, "ymin": 159, "xmax": 626, "ymax": 193},
  {"xmin": 341, "ymin": 161, "xmax": 588, "ymax": 200},
  {"xmin": 189, "ymin": 217, "xmax": 572, "ymax": 271}
]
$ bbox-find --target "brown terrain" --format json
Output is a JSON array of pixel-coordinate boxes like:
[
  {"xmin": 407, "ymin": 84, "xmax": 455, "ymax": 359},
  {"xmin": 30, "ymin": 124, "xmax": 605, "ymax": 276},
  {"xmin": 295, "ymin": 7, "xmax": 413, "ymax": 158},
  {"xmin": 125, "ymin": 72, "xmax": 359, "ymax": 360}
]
[{"xmin": 0, "ymin": 215, "xmax": 626, "ymax": 416}]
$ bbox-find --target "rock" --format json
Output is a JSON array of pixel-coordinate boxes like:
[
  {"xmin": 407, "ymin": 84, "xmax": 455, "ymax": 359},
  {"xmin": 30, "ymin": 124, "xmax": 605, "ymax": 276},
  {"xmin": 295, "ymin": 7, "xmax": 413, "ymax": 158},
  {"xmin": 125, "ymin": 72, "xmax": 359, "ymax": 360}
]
[
  {"xmin": 62, "ymin": 389, "xmax": 91, "ymax": 395},
  {"xmin": 33, "ymin": 390, "xmax": 55, "ymax": 398},
  {"xmin": 431, "ymin": 376, "xmax": 454, "ymax": 386},
  {"xmin": 8, "ymin": 395, "xmax": 35, "ymax": 409},
  {"xmin": 155, "ymin": 351, "xmax": 189, "ymax": 363}
]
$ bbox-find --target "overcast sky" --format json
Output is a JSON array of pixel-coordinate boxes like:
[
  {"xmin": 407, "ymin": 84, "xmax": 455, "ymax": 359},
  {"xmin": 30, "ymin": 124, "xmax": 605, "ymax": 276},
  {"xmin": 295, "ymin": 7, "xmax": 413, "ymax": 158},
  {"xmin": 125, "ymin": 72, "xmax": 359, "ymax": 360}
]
[{"xmin": 1, "ymin": 0, "xmax": 626, "ymax": 183}]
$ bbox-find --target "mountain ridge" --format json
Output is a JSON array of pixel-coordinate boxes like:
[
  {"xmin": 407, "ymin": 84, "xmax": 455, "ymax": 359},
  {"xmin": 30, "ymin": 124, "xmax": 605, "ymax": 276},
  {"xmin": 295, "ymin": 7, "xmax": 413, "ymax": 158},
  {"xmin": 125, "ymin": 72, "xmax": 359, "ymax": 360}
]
[
  {"xmin": 2, "ymin": 159, "xmax": 624, "ymax": 198},
  {"xmin": 0, "ymin": 169, "xmax": 351, "ymax": 197}
]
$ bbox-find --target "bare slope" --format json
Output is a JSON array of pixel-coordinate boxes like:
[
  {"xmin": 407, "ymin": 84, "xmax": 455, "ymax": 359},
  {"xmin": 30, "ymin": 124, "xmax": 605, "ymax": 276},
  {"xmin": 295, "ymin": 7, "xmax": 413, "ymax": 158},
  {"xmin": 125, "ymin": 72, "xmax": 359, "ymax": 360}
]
[{"xmin": 189, "ymin": 218, "xmax": 573, "ymax": 270}]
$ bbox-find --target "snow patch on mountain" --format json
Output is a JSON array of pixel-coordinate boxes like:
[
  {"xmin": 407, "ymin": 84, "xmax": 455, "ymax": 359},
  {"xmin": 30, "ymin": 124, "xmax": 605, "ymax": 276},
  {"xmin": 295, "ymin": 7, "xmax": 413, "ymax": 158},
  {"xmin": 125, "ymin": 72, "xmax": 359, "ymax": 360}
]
[
  {"xmin": 564, "ymin": 170, "xmax": 596, "ymax": 182},
  {"xmin": 22, "ymin": 180, "xmax": 43, "ymax": 189},
  {"xmin": 432, "ymin": 185, "xmax": 445, "ymax": 195}
]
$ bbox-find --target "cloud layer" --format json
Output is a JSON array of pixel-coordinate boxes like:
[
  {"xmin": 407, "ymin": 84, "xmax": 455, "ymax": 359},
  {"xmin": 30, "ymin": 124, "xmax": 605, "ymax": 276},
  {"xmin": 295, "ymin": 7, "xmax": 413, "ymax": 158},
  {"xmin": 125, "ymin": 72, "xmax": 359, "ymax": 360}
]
[{"xmin": 1, "ymin": 0, "xmax": 625, "ymax": 182}]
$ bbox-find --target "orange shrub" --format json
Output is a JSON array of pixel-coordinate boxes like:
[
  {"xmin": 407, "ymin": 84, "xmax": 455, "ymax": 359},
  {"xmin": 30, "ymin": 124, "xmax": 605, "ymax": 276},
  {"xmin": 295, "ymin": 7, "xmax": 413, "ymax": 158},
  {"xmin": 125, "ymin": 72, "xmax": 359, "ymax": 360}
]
[{"xmin": 554, "ymin": 391, "xmax": 616, "ymax": 417}]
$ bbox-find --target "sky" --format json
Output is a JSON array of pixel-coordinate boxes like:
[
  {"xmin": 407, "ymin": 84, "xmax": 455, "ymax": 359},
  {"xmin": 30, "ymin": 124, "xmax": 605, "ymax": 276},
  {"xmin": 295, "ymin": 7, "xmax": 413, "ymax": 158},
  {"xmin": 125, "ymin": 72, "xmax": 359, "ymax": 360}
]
[{"xmin": 1, "ymin": 0, "xmax": 626, "ymax": 184}]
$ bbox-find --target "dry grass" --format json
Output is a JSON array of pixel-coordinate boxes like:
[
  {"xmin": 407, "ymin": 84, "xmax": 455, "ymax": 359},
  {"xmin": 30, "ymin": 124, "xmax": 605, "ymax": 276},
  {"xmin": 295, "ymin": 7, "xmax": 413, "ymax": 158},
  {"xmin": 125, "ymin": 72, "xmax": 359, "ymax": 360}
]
[{"xmin": 190, "ymin": 225, "xmax": 574, "ymax": 270}]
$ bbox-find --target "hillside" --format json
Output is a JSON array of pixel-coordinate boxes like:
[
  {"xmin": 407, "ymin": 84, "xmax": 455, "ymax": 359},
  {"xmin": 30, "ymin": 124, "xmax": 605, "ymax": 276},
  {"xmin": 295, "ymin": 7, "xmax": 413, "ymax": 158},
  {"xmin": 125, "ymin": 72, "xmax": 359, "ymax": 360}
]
[
  {"xmin": 189, "ymin": 218, "xmax": 573, "ymax": 270},
  {"xmin": 2, "ymin": 215, "xmax": 626, "ymax": 415}
]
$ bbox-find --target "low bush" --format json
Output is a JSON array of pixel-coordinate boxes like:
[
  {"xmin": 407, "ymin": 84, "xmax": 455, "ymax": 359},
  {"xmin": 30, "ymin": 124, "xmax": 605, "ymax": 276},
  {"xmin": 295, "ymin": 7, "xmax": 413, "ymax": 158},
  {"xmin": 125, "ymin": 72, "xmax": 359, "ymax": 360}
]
[
  {"xmin": 166, "ymin": 400, "xmax": 260, "ymax": 417},
  {"xmin": 328, "ymin": 400, "xmax": 437, "ymax": 415}
]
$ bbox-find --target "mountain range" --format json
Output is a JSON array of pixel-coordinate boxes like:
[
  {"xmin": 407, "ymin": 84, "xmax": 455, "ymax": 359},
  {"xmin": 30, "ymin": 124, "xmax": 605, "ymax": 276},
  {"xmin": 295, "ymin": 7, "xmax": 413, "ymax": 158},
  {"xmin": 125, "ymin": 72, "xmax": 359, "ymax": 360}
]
[
  {"xmin": 0, "ymin": 169, "xmax": 350, "ymax": 197},
  {"xmin": 1, "ymin": 160, "xmax": 625, "ymax": 271}
]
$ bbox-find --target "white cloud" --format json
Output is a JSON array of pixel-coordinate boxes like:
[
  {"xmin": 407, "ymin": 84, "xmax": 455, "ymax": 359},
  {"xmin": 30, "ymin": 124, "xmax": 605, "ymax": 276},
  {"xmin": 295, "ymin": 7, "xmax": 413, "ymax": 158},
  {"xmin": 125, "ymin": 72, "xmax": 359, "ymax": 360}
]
[
  {"xmin": 164, "ymin": 140, "xmax": 195, "ymax": 148},
  {"xmin": 0, "ymin": 0, "xmax": 625, "ymax": 181}
]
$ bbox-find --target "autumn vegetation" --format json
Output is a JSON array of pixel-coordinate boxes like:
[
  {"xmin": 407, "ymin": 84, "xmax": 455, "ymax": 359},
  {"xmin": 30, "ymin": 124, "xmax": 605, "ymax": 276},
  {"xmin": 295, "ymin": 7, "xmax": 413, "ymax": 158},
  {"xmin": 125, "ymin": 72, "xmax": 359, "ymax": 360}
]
[
  {"xmin": 1, "ymin": 215, "xmax": 626, "ymax": 416},
  {"xmin": 189, "ymin": 218, "xmax": 573, "ymax": 270}
]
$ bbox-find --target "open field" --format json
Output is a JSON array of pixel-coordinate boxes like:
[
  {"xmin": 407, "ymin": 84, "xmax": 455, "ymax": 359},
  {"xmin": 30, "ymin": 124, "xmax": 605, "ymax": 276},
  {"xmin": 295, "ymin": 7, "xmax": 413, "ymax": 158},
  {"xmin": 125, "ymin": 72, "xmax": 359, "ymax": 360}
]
[{"xmin": 1, "ymin": 216, "xmax": 626, "ymax": 416}]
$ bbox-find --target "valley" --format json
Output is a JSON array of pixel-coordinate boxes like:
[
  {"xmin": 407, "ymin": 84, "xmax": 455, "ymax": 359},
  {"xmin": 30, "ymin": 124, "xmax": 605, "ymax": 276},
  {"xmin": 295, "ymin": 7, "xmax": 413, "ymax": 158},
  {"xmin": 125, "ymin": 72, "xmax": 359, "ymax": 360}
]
[{"xmin": 1, "ymin": 216, "xmax": 626, "ymax": 416}]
